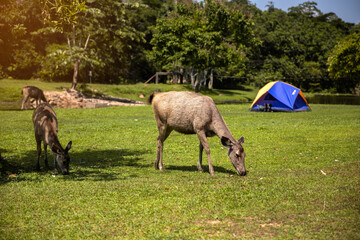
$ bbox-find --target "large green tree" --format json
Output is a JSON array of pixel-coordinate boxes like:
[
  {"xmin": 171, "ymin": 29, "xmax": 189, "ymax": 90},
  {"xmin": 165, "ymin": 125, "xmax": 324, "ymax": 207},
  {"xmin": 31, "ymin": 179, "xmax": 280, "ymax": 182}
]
[
  {"xmin": 327, "ymin": 30, "xmax": 360, "ymax": 92},
  {"xmin": 39, "ymin": 0, "xmax": 148, "ymax": 86},
  {"xmin": 41, "ymin": 0, "xmax": 92, "ymax": 90},
  {"xmin": 84, "ymin": 0, "xmax": 146, "ymax": 84},
  {"xmin": 0, "ymin": 0, "xmax": 58, "ymax": 79},
  {"xmin": 148, "ymin": 0, "xmax": 256, "ymax": 90}
]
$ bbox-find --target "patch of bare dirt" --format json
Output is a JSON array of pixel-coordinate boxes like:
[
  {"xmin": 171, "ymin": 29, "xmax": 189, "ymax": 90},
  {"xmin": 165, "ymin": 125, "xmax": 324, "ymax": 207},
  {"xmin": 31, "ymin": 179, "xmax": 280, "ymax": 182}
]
[{"xmin": 42, "ymin": 89, "xmax": 145, "ymax": 109}]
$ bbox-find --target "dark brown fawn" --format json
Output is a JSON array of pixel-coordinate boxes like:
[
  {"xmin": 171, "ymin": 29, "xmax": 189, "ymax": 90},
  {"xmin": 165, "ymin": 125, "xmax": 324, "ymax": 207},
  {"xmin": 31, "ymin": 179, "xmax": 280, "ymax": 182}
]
[
  {"xmin": 21, "ymin": 86, "xmax": 47, "ymax": 110},
  {"xmin": 148, "ymin": 91, "xmax": 246, "ymax": 176},
  {"xmin": 32, "ymin": 103, "xmax": 72, "ymax": 174}
]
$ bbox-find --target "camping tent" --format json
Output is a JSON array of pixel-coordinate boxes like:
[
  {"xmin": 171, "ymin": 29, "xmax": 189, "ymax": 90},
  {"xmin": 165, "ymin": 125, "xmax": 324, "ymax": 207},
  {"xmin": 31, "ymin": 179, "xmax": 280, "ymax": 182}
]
[{"xmin": 250, "ymin": 81, "xmax": 310, "ymax": 112}]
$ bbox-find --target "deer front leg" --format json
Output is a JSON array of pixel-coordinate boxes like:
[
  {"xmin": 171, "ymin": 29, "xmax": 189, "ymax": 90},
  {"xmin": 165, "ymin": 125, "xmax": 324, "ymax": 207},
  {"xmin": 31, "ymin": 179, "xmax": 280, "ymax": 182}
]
[
  {"xmin": 196, "ymin": 131, "xmax": 214, "ymax": 176},
  {"xmin": 156, "ymin": 135, "xmax": 163, "ymax": 171},
  {"xmin": 36, "ymin": 140, "xmax": 41, "ymax": 171},
  {"xmin": 197, "ymin": 142, "xmax": 204, "ymax": 172},
  {"xmin": 21, "ymin": 96, "xmax": 29, "ymax": 110},
  {"xmin": 43, "ymin": 143, "xmax": 49, "ymax": 170},
  {"xmin": 53, "ymin": 152, "xmax": 59, "ymax": 173},
  {"xmin": 155, "ymin": 124, "xmax": 172, "ymax": 171}
]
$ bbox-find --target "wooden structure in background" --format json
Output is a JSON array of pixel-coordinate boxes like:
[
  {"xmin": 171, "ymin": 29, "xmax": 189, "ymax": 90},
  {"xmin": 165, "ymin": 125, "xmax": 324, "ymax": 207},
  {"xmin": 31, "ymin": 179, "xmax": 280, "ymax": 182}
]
[{"xmin": 145, "ymin": 72, "xmax": 172, "ymax": 84}]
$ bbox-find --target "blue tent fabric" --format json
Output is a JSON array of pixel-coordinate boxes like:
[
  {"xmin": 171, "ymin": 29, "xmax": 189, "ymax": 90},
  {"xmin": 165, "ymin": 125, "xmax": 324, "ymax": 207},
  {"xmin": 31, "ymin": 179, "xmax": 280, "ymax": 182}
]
[{"xmin": 250, "ymin": 81, "xmax": 310, "ymax": 112}]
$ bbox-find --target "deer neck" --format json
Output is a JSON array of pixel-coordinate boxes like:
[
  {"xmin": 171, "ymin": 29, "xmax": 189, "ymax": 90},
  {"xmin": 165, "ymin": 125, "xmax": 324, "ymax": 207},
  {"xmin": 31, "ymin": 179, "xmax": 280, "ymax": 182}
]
[
  {"xmin": 46, "ymin": 129, "xmax": 61, "ymax": 150},
  {"xmin": 212, "ymin": 115, "xmax": 236, "ymax": 142}
]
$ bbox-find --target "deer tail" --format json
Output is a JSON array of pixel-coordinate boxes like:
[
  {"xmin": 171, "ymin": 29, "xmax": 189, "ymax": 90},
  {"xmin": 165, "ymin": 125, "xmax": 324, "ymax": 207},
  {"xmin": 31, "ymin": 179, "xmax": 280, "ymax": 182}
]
[
  {"xmin": 147, "ymin": 93, "xmax": 155, "ymax": 105},
  {"xmin": 147, "ymin": 90, "xmax": 161, "ymax": 105}
]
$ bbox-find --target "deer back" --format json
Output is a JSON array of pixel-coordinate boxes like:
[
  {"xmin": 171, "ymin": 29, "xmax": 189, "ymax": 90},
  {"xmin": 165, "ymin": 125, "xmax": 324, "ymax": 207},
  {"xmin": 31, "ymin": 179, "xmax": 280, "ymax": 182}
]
[
  {"xmin": 32, "ymin": 103, "xmax": 58, "ymax": 143},
  {"xmin": 22, "ymin": 86, "xmax": 46, "ymax": 101},
  {"xmin": 151, "ymin": 91, "xmax": 232, "ymax": 136}
]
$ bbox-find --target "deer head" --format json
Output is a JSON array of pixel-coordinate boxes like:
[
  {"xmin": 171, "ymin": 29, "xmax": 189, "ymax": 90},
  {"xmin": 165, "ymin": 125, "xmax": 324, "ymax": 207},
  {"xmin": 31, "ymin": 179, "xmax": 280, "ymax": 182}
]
[
  {"xmin": 51, "ymin": 141, "xmax": 72, "ymax": 175},
  {"xmin": 221, "ymin": 136, "xmax": 246, "ymax": 176}
]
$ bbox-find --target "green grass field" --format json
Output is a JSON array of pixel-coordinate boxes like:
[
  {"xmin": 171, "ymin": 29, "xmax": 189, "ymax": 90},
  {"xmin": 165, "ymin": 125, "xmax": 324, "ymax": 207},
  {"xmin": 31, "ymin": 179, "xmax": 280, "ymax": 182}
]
[
  {"xmin": 0, "ymin": 80, "xmax": 359, "ymax": 239},
  {"xmin": 1, "ymin": 104, "xmax": 359, "ymax": 239}
]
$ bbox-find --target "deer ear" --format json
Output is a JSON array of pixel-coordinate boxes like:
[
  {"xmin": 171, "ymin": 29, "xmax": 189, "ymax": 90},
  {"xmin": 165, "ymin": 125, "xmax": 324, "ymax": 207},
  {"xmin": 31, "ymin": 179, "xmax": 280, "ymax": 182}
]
[
  {"xmin": 221, "ymin": 137, "xmax": 232, "ymax": 147},
  {"xmin": 51, "ymin": 144, "xmax": 61, "ymax": 153},
  {"xmin": 238, "ymin": 136, "xmax": 245, "ymax": 144},
  {"xmin": 65, "ymin": 141, "xmax": 72, "ymax": 152}
]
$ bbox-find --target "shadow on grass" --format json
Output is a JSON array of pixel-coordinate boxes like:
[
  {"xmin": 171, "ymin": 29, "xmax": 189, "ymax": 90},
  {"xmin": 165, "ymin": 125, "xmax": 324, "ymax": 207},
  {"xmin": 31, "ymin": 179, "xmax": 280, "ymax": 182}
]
[
  {"xmin": 0, "ymin": 147, "xmax": 238, "ymax": 184},
  {"xmin": 166, "ymin": 164, "xmax": 237, "ymax": 175},
  {"xmin": 0, "ymin": 148, "xmax": 151, "ymax": 185}
]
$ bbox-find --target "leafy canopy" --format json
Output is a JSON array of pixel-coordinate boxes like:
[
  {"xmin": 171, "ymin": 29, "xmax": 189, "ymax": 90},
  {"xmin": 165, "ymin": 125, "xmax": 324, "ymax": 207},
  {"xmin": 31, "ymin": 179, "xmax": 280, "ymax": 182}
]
[
  {"xmin": 327, "ymin": 31, "xmax": 360, "ymax": 91},
  {"xmin": 148, "ymin": 0, "xmax": 256, "ymax": 76}
]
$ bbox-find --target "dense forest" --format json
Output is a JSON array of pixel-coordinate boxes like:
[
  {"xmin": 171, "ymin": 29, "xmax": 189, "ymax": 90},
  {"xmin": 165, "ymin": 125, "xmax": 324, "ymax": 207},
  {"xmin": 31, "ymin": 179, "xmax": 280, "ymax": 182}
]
[{"xmin": 0, "ymin": 0, "xmax": 359, "ymax": 93}]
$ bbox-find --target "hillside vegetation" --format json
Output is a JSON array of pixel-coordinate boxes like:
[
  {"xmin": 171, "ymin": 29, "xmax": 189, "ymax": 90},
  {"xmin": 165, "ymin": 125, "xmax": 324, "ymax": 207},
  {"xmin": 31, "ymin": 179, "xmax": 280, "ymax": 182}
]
[
  {"xmin": 0, "ymin": 79, "xmax": 258, "ymax": 110},
  {"xmin": 1, "ymin": 0, "xmax": 358, "ymax": 92}
]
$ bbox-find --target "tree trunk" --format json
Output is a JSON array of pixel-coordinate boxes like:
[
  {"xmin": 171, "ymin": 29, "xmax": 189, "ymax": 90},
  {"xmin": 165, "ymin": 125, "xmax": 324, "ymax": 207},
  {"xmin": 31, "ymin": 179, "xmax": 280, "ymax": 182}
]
[
  {"xmin": 194, "ymin": 77, "xmax": 200, "ymax": 92},
  {"xmin": 69, "ymin": 33, "xmax": 90, "ymax": 90},
  {"xmin": 202, "ymin": 69, "xmax": 207, "ymax": 87},
  {"xmin": 71, "ymin": 59, "xmax": 80, "ymax": 90},
  {"xmin": 208, "ymin": 69, "xmax": 213, "ymax": 89},
  {"xmin": 180, "ymin": 68, "xmax": 184, "ymax": 84},
  {"xmin": 190, "ymin": 68, "xmax": 195, "ymax": 86},
  {"xmin": 172, "ymin": 73, "xmax": 177, "ymax": 84},
  {"xmin": 194, "ymin": 71, "xmax": 202, "ymax": 93}
]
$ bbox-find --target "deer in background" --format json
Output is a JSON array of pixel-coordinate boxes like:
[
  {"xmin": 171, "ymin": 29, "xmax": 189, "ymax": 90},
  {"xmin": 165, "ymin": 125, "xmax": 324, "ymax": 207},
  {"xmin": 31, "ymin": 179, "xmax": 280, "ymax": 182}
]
[
  {"xmin": 21, "ymin": 86, "xmax": 47, "ymax": 110},
  {"xmin": 32, "ymin": 103, "xmax": 72, "ymax": 175},
  {"xmin": 148, "ymin": 91, "xmax": 246, "ymax": 176}
]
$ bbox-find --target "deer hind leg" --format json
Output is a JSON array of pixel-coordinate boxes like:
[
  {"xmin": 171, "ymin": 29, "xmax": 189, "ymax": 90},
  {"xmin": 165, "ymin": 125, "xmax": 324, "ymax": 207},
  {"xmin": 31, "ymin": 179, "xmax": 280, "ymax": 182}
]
[
  {"xmin": 197, "ymin": 142, "xmax": 204, "ymax": 172},
  {"xmin": 196, "ymin": 131, "xmax": 214, "ymax": 176},
  {"xmin": 155, "ymin": 124, "xmax": 172, "ymax": 171}
]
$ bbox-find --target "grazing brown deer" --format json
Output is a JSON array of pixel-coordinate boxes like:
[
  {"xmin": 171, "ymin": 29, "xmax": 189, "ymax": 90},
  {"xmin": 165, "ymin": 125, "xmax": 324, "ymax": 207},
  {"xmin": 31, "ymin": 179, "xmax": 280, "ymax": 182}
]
[
  {"xmin": 21, "ymin": 86, "xmax": 47, "ymax": 110},
  {"xmin": 32, "ymin": 103, "xmax": 72, "ymax": 174},
  {"xmin": 148, "ymin": 91, "xmax": 246, "ymax": 176}
]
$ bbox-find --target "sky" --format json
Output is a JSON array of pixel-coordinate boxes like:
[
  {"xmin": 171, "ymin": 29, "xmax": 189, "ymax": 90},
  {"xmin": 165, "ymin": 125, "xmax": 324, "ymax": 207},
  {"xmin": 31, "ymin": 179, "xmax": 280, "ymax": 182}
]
[{"xmin": 250, "ymin": 0, "xmax": 360, "ymax": 24}]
